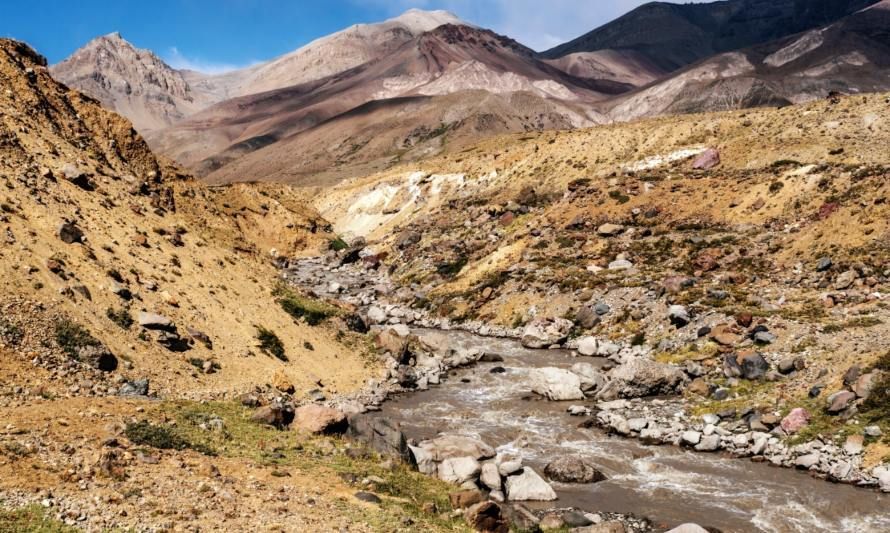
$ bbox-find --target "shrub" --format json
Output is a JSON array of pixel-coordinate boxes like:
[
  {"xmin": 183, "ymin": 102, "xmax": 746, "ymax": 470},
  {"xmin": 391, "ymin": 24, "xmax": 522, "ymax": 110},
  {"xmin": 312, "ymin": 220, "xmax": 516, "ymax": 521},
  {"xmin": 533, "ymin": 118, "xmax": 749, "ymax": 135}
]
[
  {"xmin": 54, "ymin": 319, "xmax": 100, "ymax": 358},
  {"xmin": 106, "ymin": 307, "xmax": 133, "ymax": 330},
  {"xmin": 329, "ymin": 237, "xmax": 349, "ymax": 251},
  {"xmin": 0, "ymin": 318, "xmax": 23, "ymax": 346},
  {"xmin": 274, "ymin": 286, "xmax": 338, "ymax": 326},
  {"xmin": 124, "ymin": 421, "xmax": 215, "ymax": 455},
  {"xmin": 256, "ymin": 326, "xmax": 287, "ymax": 361}
]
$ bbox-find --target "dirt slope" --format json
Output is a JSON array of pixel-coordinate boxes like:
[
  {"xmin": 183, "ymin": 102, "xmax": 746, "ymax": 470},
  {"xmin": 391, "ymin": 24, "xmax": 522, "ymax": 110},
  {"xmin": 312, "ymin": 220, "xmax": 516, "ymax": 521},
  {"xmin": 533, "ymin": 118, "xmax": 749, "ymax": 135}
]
[{"xmin": 1, "ymin": 38, "xmax": 373, "ymax": 399}]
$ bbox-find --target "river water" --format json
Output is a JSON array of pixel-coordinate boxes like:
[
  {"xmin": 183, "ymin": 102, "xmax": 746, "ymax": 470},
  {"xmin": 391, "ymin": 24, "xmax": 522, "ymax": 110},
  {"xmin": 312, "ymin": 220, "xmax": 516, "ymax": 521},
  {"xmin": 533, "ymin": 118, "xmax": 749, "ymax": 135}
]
[{"xmin": 366, "ymin": 329, "xmax": 890, "ymax": 533}]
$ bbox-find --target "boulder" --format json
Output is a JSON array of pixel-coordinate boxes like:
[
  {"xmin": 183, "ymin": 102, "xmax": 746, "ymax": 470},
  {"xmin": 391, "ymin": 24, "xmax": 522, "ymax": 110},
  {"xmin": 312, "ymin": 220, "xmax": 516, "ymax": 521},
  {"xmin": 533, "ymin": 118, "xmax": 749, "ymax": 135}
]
[
  {"xmin": 138, "ymin": 312, "xmax": 174, "ymax": 330},
  {"xmin": 576, "ymin": 336, "xmax": 598, "ymax": 356},
  {"xmin": 292, "ymin": 405, "xmax": 347, "ymax": 435},
  {"xmin": 57, "ymin": 221, "xmax": 84, "ymax": 244},
  {"xmin": 608, "ymin": 358, "xmax": 687, "ymax": 398},
  {"xmin": 374, "ymin": 327, "xmax": 410, "ymax": 361},
  {"xmin": 826, "ymin": 391, "xmax": 857, "ymax": 414},
  {"xmin": 571, "ymin": 362, "xmax": 608, "ymax": 393},
  {"xmin": 543, "ymin": 456, "xmax": 606, "ymax": 484},
  {"xmin": 465, "ymin": 501, "xmax": 509, "ymax": 533},
  {"xmin": 417, "ymin": 435, "xmax": 496, "ymax": 461},
  {"xmin": 529, "ymin": 367, "xmax": 585, "ymax": 401},
  {"xmin": 597, "ymin": 223, "xmax": 625, "ymax": 237},
  {"xmin": 449, "ymin": 489, "xmax": 484, "ymax": 509},
  {"xmin": 834, "ymin": 270, "xmax": 857, "ymax": 290},
  {"xmin": 347, "ymin": 416, "xmax": 410, "ymax": 461},
  {"xmin": 439, "ymin": 457, "xmax": 482, "ymax": 484},
  {"xmin": 844, "ymin": 435, "xmax": 864, "ymax": 455},
  {"xmin": 692, "ymin": 148, "xmax": 720, "ymax": 170},
  {"xmin": 505, "ymin": 467, "xmax": 557, "ymax": 501},
  {"xmin": 668, "ymin": 305, "xmax": 690, "ymax": 327},
  {"xmin": 520, "ymin": 318, "xmax": 573, "ymax": 349},
  {"xmin": 575, "ymin": 307, "xmax": 601, "ymax": 329},
  {"xmin": 853, "ymin": 371, "xmax": 880, "ymax": 399},
  {"xmin": 118, "ymin": 378, "xmax": 149, "ymax": 397},
  {"xmin": 667, "ymin": 525, "xmax": 710, "ymax": 533},
  {"xmin": 480, "ymin": 462, "xmax": 502, "ymax": 490},
  {"xmin": 367, "ymin": 306, "xmax": 387, "ymax": 324},
  {"xmin": 409, "ymin": 445, "xmax": 437, "ymax": 475},
  {"xmin": 76, "ymin": 344, "xmax": 118, "ymax": 372},
  {"xmin": 724, "ymin": 352, "xmax": 769, "ymax": 380},
  {"xmin": 780, "ymin": 408, "xmax": 811, "ymax": 434},
  {"xmin": 251, "ymin": 403, "xmax": 295, "ymax": 429}
]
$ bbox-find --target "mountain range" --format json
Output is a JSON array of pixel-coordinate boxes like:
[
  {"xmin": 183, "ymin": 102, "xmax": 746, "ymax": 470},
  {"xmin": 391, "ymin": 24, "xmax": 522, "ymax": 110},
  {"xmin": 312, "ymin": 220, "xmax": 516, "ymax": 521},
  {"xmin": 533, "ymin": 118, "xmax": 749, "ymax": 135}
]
[{"xmin": 50, "ymin": 1, "xmax": 888, "ymax": 185}]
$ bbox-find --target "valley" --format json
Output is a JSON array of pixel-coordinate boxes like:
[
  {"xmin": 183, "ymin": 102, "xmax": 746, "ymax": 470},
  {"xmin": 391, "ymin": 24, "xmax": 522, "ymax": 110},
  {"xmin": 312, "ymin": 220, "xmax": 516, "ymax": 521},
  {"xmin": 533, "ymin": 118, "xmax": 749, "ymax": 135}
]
[{"xmin": 1, "ymin": 1, "xmax": 890, "ymax": 531}]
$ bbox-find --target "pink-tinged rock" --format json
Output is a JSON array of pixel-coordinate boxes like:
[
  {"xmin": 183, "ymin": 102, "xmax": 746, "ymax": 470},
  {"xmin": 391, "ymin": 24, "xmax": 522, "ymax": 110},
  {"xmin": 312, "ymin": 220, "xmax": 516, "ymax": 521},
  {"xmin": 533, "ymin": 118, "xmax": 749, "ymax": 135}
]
[
  {"xmin": 780, "ymin": 408, "xmax": 811, "ymax": 434},
  {"xmin": 292, "ymin": 405, "xmax": 347, "ymax": 434},
  {"xmin": 693, "ymin": 148, "xmax": 721, "ymax": 170}
]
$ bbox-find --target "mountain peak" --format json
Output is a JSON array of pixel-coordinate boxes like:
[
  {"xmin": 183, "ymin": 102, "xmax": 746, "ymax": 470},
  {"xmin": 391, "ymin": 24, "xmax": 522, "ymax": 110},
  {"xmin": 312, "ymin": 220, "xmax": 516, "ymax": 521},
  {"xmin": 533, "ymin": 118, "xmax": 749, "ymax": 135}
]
[{"xmin": 389, "ymin": 8, "xmax": 466, "ymax": 33}]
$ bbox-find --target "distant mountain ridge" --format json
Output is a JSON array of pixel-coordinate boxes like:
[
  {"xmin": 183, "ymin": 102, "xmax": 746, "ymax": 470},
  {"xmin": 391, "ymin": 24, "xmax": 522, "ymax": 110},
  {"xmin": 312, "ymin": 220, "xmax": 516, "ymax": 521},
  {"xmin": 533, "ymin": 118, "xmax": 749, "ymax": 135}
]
[{"xmin": 541, "ymin": 0, "xmax": 880, "ymax": 71}]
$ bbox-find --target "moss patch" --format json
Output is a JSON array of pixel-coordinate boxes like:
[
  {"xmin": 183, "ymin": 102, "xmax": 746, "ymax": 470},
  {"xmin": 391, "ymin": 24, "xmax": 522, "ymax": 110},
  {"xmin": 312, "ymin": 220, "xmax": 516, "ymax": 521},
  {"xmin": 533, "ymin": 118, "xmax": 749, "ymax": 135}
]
[{"xmin": 0, "ymin": 504, "xmax": 77, "ymax": 533}]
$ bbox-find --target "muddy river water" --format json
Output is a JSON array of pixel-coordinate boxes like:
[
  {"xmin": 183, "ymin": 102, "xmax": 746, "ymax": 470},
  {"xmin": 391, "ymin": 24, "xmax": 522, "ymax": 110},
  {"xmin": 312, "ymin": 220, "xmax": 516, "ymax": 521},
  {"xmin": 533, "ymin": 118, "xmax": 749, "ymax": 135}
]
[{"xmin": 366, "ymin": 328, "xmax": 890, "ymax": 533}]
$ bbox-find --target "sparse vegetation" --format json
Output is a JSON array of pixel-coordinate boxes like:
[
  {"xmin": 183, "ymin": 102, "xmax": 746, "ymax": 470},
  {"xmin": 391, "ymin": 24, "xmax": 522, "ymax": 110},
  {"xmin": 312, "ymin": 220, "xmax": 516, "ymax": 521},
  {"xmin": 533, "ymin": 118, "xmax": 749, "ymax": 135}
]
[
  {"xmin": 124, "ymin": 420, "xmax": 215, "ymax": 455},
  {"xmin": 274, "ymin": 285, "xmax": 339, "ymax": 326},
  {"xmin": 53, "ymin": 319, "xmax": 100, "ymax": 358},
  {"xmin": 0, "ymin": 504, "xmax": 77, "ymax": 533},
  {"xmin": 0, "ymin": 318, "xmax": 23, "ymax": 346},
  {"xmin": 329, "ymin": 237, "xmax": 349, "ymax": 251},
  {"xmin": 105, "ymin": 307, "xmax": 133, "ymax": 330},
  {"xmin": 256, "ymin": 326, "xmax": 287, "ymax": 361}
]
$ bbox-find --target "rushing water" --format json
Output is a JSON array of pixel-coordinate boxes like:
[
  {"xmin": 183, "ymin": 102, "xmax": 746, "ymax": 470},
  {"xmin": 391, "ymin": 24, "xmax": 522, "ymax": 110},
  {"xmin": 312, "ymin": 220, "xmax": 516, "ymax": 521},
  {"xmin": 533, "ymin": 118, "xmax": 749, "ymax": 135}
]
[{"xmin": 366, "ymin": 329, "xmax": 890, "ymax": 533}]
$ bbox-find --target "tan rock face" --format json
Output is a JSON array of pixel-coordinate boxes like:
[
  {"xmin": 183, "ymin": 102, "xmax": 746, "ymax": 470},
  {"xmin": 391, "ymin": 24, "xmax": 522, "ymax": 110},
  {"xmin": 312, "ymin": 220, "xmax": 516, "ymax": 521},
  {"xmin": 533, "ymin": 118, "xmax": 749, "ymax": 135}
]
[{"xmin": 292, "ymin": 405, "xmax": 348, "ymax": 434}]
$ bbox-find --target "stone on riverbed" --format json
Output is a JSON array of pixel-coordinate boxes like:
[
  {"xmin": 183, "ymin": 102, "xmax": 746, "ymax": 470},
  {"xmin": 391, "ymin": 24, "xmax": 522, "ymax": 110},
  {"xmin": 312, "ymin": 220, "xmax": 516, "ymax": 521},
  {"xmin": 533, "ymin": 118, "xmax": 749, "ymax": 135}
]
[
  {"xmin": 529, "ymin": 367, "xmax": 585, "ymax": 401},
  {"xmin": 543, "ymin": 456, "xmax": 606, "ymax": 484},
  {"xmin": 505, "ymin": 467, "xmax": 557, "ymax": 501},
  {"xmin": 571, "ymin": 362, "xmax": 608, "ymax": 393},
  {"xmin": 607, "ymin": 358, "xmax": 687, "ymax": 398},
  {"xmin": 520, "ymin": 317, "xmax": 573, "ymax": 349},
  {"xmin": 439, "ymin": 457, "xmax": 482, "ymax": 484},
  {"xmin": 667, "ymin": 525, "xmax": 710, "ymax": 533},
  {"xmin": 416, "ymin": 435, "xmax": 496, "ymax": 461}
]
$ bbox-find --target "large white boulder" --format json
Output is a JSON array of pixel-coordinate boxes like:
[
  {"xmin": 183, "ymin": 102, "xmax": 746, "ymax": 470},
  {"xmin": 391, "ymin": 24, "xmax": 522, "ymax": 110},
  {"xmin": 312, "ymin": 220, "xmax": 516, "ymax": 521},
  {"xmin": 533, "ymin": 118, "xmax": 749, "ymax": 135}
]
[
  {"xmin": 529, "ymin": 367, "xmax": 585, "ymax": 401},
  {"xmin": 505, "ymin": 467, "xmax": 557, "ymax": 501},
  {"xmin": 416, "ymin": 435, "xmax": 496, "ymax": 461},
  {"xmin": 570, "ymin": 362, "xmax": 608, "ymax": 393},
  {"xmin": 438, "ymin": 456, "xmax": 481, "ymax": 484},
  {"xmin": 520, "ymin": 317, "xmax": 573, "ymax": 349}
]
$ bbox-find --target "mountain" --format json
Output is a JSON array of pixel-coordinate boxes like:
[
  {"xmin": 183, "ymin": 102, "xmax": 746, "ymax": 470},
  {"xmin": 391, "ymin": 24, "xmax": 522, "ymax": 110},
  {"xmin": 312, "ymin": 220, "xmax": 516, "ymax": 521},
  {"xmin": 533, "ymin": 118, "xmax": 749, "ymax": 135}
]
[
  {"xmin": 153, "ymin": 24, "xmax": 616, "ymax": 180},
  {"xmin": 542, "ymin": 0, "xmax": 879, "ymax": 72},
  {"xmin": 49, "ymin": 32, "xmax": 215, "ymax": 131},
  {"xmin": 50, "ymin": 10, "xmax": 466, "ymax": 133},
  {"xmin": 0, "ymin": 36, "xmax": 371, "ymax": 400},
  {"xmin": 605, "ymin": 0, "xmax": 890, "ymax": 121}
]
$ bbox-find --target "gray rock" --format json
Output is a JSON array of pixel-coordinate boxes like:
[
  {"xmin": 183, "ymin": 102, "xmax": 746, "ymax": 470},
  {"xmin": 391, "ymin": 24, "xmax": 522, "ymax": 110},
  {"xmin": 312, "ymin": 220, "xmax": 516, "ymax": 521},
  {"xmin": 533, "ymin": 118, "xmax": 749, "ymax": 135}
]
[
  {"xmin": 576, "ymin": 337, "xmax": 599, "ymax": 356},
  {"xmin": 480, "ymin": 462, "xmax": 501, "ymax": 490},
  {"xmin": 835, "ymin": 270, "xmax": 857, "ymax": 290},
  {"xmin": 681, "ymin": 431, "xmax": 702, "ymax": 446},
  {"xmin": 597, "ymin": 223, "xmax": 625, "ymax": 237},
  {"xmin": 826, "ymin": 391, "xmax": 856, "ymax": 414},
  {"xmin": 816, "ymin": 257, "xmax": 833, "ymax": 272},
  {"xmin": 138, "ymin": 312, "xmax": 174, "ymax": 330},
  {"xmin": 668, "ymin": 305, "xmax": 690, "ymax": 327},
  {"xmin": 57, "ymin": 221, "xmax": 84, "ymax": 244},
  {"xmin": 417, "ymin": 435, "xmax": 496, "ymax": 461},
  {"xmin": 520, "ymin": 318, "xmax": 573, "ymax": 349},
  {"xmin": 864, "ymin": 426, "xmax": 883, "ymax": 438},
  {"xmin": 529, "ymin": 367, "xmax": 585, "ymax": 401},
  {"xmin": 695, "ymin": 435, "xmax": 721, "ymax": 452},
  {"xmin": 571, "ymin": 362, "xmax": 608, "ymax": 393},
  {"xmin": 608, "ymin": 357, "xmax": 688, "ymax": 398},
  {"xmin": 666, "ymin": 525, "xmax": 710, "ymax": 533},
  {"xmin": 439, "ymin": 457, "xmax": 481, "ymax": 484},
  {"xmin": 795, "ymin": 452, "xmax": 821, "ymax": 469},
  {"xmin": 505, "ymin": 467, "xmax": 557, "ymax": 501},
  {"xmin": 543, "ymin": 456, "xmax": 606, "ymax": 484}
]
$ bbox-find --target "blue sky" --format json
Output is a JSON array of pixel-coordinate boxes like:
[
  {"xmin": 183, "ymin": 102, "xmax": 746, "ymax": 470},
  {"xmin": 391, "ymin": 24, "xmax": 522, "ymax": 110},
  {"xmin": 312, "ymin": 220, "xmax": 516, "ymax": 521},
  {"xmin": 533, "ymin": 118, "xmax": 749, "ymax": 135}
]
[{"xmin": 0, "ymin": 0, "xmax": 653, "ymax": 71}]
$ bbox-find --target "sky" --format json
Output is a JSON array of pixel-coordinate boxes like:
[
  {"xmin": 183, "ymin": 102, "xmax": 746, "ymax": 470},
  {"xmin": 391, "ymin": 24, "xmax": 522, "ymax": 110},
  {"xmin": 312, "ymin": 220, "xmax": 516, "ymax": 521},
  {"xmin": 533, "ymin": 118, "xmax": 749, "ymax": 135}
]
[{"xmin": 0, "ymin": 0, "xmax": 654, "ymax": 72}]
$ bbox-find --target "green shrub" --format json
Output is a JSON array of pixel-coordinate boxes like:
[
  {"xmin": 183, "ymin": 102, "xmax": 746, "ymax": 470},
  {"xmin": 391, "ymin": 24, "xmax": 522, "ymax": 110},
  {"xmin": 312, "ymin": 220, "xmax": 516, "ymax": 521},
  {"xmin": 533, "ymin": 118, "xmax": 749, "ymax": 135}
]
[
  {"xmin": 329, "ymin": 237, "xmax": 349, "ymax": 251},
  {"xmin": 124, "ymin": 421, "xmax": 215, "ymax": 455},
  {"xmin": 256, "ymin": 326, "xmax": 287, "ymax": 361},
  {"xmin": 106, "ymin": 307, "xmax": 133, "ymax": 330},
  {"xmin": 274, "ymin": 287, "xmax": 338, "ymax": 326},
  {"xmin": 54, "ymin": 319, "xmax": 100, "ymax": 358}
]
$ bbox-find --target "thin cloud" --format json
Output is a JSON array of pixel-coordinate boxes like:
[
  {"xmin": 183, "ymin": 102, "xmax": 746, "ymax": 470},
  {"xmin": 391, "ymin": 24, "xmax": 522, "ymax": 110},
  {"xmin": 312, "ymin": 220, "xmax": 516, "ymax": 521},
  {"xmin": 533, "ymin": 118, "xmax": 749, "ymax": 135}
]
[{"xmin": 163, "ymin": 46, "xmax": 257, "ymax": 74}]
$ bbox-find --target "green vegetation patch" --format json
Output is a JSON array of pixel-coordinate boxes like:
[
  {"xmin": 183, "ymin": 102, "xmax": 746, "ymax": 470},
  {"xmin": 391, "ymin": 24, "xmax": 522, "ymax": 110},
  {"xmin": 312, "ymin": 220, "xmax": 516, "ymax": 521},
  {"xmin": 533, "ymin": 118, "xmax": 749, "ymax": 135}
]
[
  {"xmin": 256, "ymin": 326, "xmax": 287, "ymax": 361},
  {"xmin": 53, "ymin": 319, "xmax": 101, "ymax": 358},
  {"xmin": 124, "ymin": 420, "xmax": 215, "ymax": 455},
  {"xmin": 105, "ymin": 307, "xmax": 133, "ymax": 330},
  {"xmin": 0, "ymin": 504, "xmax": 77, "ymax": 533},
  {"xmin": 274, "ymin": 285, "xmax": 340, "ymax": 326}
]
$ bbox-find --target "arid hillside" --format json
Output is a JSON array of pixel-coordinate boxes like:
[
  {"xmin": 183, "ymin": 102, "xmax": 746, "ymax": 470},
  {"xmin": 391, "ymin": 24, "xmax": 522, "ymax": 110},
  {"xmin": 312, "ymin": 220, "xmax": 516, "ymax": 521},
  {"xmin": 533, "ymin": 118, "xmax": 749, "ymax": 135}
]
[{"xmin": 0, "ymin": 38, "xmax": 373, "ymax": 400}]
